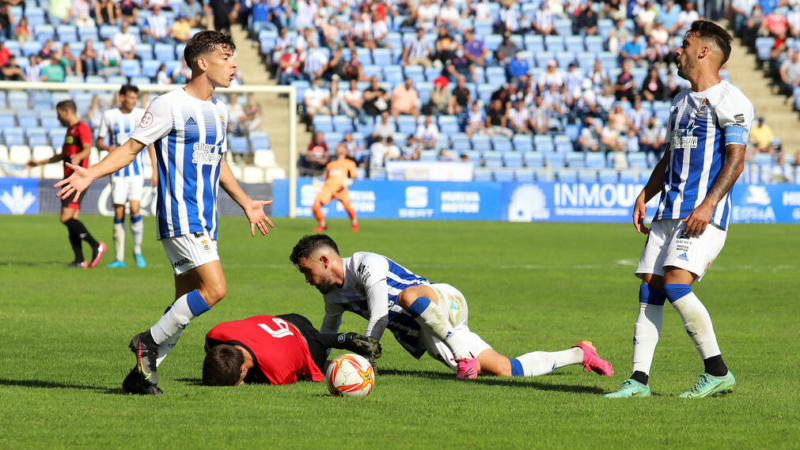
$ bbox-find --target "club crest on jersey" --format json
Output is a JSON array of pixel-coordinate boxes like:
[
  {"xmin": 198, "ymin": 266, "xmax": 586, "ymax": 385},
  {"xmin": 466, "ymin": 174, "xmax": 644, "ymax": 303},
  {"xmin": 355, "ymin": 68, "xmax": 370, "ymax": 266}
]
[
  {"xmin": 697, "ymin": 99, "xmax": 708, "ymax": 116},
  {"xmin": 139, "ymin": 112, "xmax": 154, "ymax": 128}
]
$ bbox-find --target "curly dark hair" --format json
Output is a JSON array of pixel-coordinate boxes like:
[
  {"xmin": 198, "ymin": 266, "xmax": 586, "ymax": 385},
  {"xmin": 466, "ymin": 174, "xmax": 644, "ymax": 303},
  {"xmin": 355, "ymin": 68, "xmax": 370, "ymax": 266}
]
[
  {"xmin": 289, "ymin": 234, "xmax": 340, "ymax": 266},
  {"xmin": 184, "ymin": 30, "xmax": 236, "ymax": 71},
  {"xmin": 202, "ymin": 344, "xmax": 244, "ymax": 386},
  {"xmin": 686, "ymin": 20, "xmax": 732, "ymax": 65}
]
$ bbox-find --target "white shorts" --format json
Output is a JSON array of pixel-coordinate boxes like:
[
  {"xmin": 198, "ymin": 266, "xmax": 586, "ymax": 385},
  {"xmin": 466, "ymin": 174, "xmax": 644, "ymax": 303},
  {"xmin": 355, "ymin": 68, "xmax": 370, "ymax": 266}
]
[
  {"xmin": 111, "ymin": 175, "xmax": 144, "ymax": 205},
  {"xmin": 161, "ymin": 231, "xmax": 220, "ymax": 275},
  {"xmin": 420, "ymin": 283, "xmax": 492, "ymax": 371},
  {"xmin": 636, "ymin": 219, "xmax": 727, "ymax": 282}
]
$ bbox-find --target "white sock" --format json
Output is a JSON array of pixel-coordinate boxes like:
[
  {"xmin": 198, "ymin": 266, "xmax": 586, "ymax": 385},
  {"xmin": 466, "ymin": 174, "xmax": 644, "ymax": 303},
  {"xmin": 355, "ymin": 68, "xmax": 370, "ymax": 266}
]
[
  {"xmin": 632, "ymin": 303, "xmax": 663, "ymax": 375},
  {"xmin": 156, "ymin": 330, "xmax": 182, "ymax": 367},
  {"xmin": 149, "ymin": 294, "xmax": 196, "ymax": 345},
  {"xmin": 409, "ymin": 296, "xmax": 471, "ymax": 359},
  {"xmin": 113, "ymin": 219, "xmax": 125, "ymax": 261},
  {"xmin": 130, "ymin": 214, "xmax": 144, "ymax": 255},
  {"xmin": 671, "ymin": 292, "xmax": 722, "ymax": 359},
  {"xmin": 512, "ymin": 348, "xmax": 583, "ymax": 376}
]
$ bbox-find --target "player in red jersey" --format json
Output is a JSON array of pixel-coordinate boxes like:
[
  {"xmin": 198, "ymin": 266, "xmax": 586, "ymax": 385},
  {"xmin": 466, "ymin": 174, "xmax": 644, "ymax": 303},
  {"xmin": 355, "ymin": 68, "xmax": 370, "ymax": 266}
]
[
  {"xmin": 26, "ymin": 100, "xmax": 106, "ymax": 268},
  {"xmin": 197, "ymin": 314, "xmax": 381, "ymax": 387}
]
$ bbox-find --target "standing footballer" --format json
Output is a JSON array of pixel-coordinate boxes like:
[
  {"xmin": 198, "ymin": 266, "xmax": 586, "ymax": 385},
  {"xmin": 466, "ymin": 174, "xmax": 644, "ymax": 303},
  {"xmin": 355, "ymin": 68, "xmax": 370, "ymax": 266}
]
[
  {"xmin": 605, "ymin": 21, "xmax": 753, "ymax": 399},
  {"xmin": 55, "ymin": 31, "xmax": 275, "ymax": 395}
]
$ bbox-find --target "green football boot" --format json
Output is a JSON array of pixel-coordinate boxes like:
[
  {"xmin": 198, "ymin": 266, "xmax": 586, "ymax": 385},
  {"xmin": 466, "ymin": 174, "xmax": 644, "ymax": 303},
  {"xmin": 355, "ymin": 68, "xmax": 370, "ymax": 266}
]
[
  {"xmin": 679, "ymin": 372, "xmax": 736, "ymax": 399},
  {"xmin": 604, "ymin": 379, "xmax": 652, "ymax": 398}
]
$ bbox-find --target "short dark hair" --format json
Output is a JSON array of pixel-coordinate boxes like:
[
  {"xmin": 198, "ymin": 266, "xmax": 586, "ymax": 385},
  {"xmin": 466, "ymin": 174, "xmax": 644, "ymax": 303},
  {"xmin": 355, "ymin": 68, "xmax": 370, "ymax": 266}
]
[
  {"xmin": 289, "ymin": 234, "xmax": 340, "ymax": 266},
  {"xmin": 202, "ymin": 344, "xmax": 244, "ymax": 386},
  {"xmin": 119, "ymin": 84, "xmax": 139, "ymax": 96},
  {"xmin": 184, "ymin": 30, "xmax": 236, "ymax": 71},
  {"xmin": 56, "ymin": 100, "xmax": 77, "ymax": 113},
  {"xmin": 686, "ymin": 20, "xmax": 732, "ymax": 65}
]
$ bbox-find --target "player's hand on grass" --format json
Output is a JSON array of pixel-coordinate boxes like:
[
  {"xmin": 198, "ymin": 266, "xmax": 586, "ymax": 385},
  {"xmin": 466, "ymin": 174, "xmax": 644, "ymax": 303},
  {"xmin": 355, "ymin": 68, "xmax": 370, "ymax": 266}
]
[
  {"xmin": 54, "ymin": 163, "xmax": 92, "ymax": 201},
  {"xmin": 243, "ymin": 199, "xmax": 275, "ymax": 236},
  {"xmin": 338, "ymin": 333, "xmax": 382, "ymax": 360}
]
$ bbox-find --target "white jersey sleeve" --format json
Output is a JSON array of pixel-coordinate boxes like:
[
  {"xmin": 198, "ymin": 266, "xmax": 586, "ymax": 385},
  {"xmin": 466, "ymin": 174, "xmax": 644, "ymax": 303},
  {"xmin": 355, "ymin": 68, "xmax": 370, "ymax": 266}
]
[
  {"xmin": 714, "ymin": 88, "xmax": 754, "ymax": 147},
  {"xmin": 130, "ymin": 96, "xmax": 172, "ymax": 147},
  {"xmin": 356, "ymin": 253, "xmax": 391, "ymax": 341},
  {"xmin": 97, "ymin": 111, "xmax": 112, "ymax": 140},
  {"xmin": 320, "ymin": 301, "xmax": 344, "ymax": 335}
]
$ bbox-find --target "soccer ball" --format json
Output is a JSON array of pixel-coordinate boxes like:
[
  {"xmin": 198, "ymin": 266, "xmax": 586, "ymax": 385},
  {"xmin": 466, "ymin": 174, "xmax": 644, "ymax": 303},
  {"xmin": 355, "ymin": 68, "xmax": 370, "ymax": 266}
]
[{"xmin": 325, "ymin": 353, "xmax": 375, "ymax": 398}]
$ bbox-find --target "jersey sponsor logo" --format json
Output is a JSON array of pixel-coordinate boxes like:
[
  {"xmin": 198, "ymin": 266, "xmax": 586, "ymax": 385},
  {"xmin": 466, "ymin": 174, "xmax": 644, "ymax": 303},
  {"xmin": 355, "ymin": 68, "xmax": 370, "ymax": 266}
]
[
  {"xmin": 670, "ymin": 129, "xmax": 698, "ymax": 149},
  {"xmin": 357, "ymin": 262, "xmax": 371, "ymax": 281},
  {"xmin": 172, "ymin": 257, "xmax": 191, "ymax": 268},
  {"xmin": 734, "ymin": 113, "xmax": 745, "ymax": 124},
  {"xmin": 192, "ymin": 142, "xmax": 223, "ymax": 165},
  {"xmin": 139, "ymin": 112, "xmax": 154, "ymax": 128},
  {"xmin": 678, "ymin": 252, "xmax": 689, "ymax": 261},
  {"xmin": 186, "ymin": 117, "xmax": 197, "ymax": 126}
]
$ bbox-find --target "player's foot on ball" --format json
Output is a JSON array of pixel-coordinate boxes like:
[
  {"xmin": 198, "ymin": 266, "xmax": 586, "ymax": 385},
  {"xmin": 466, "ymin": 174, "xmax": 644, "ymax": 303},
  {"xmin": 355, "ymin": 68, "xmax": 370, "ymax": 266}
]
[
  {"xmin": 134, "ymin": 253, "xmax": 146, "ymax": 268},
  {"xmin": 679, "ymin": 371, "xmax": 736, "ymax": 399},
  {"xmin": 351, "ymin": 224, "xmax": 359, "ymax": 232},
  {"xmin": 604, "ymin": 379, "xmax": 651, "ymax": 398},
  {"xmin": 89, "ymin": 242, "xmax": 107, "ymax": 268},
  {"xmin": 314, "ymin": 225, "xmax": 327, "ymax": 232},
  {"xmin": 122, "ymin": 367, "xmax": 163, "ymax": 395},
  {"xmin": 106, "ymin": 259, "xmax": 126, "ymax": 268},
  {"xmin": 573, "ymin": 341, "xmax": 614, "ymax": 376},
  {"xmin": 129, "ymin": 332, "xmax": 159, "ymax": 387},
  {"xmin": 455, "ymin": 355, "xmax": 478, "ymax": 380},
  {"xmin": 68, "ymin": 260, "xmax": 88, "ymax": 269}
]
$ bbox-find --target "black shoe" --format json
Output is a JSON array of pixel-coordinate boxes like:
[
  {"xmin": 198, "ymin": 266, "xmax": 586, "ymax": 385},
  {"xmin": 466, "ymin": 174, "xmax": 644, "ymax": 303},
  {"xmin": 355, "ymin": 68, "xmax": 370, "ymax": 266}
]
[
  {"xmin": 67, "ymin": 260, "xmax": 88, "ymax": 268},
  {"xmin": 129, "ymin": 332, "xmax": 159, "ymax": 387},
  {"xmin": 122, "ymin": 367, "xmax": 164, "ymax": 395}
]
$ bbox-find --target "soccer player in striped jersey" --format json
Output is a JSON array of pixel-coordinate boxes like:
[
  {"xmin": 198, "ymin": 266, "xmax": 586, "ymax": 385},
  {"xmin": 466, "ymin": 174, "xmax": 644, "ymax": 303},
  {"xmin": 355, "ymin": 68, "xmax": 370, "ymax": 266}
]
[
  {"xmin": 290, "ymin": 234, "xmax": 613, "ymax": 381},
  {"xmin": 96, "ymin": 84, "xmax": 157, "ymax": 269},
  {"xmin": 606, "ymin": 21, "xmax": 751, "ymax": 399},
  {"xmin": 55, "ymin": 31, "xmax": 275, "ymax": 395}
]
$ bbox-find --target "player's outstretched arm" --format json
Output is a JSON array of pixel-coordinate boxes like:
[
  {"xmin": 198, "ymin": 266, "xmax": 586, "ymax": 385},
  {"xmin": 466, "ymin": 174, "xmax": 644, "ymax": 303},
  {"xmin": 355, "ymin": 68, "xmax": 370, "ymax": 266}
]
[
  {"xmin": 633, "ymin": 147, "xmax": 670, "ymax": 234},
  {"xmin": 682, "ymin": 143, "xmax": 745, "ymax": 237},
  {"xmin": 54, "ymin": 138, "xmax": 146, "ymax": 200},
  {"xmin": 218, "ymin": 158, "xmax": 275, "ymax": 236}
]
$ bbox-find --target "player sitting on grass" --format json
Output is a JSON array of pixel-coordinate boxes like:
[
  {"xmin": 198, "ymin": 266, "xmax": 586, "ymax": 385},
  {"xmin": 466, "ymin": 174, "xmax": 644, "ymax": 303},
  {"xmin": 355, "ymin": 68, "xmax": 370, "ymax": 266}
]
[
  {"xmin": 198, "ymin": 313, "xmax": 380, "ymax": 386},
  {"xmin": 290, "ymin": 234, "xmax": 614, "ymax": 380}
]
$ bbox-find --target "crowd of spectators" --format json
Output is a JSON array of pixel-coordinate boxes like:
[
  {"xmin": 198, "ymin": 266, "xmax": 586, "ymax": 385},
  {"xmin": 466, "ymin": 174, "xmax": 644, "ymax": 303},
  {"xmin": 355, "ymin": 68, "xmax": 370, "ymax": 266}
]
[{"xmin": 266, "ymin": 0, "xmax": 728, "ymax": 175}]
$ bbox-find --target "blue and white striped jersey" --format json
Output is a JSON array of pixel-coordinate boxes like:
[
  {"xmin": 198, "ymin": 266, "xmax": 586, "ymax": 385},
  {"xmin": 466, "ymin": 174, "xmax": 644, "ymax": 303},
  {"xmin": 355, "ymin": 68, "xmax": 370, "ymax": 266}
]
[
  {"xmin": 655, "ymin": 80, "xmax": 754, "ymax": 230},
  {"xmin": 129, "ymin": 88, "xmax": 228, "ymax": 240},
  {"xmin": 320, "ymin": 252, "xmax": 431, "ymax": 359},
  {"xmin": 98, "ymin": 107, "xmax": 146, "ymax": 178}
]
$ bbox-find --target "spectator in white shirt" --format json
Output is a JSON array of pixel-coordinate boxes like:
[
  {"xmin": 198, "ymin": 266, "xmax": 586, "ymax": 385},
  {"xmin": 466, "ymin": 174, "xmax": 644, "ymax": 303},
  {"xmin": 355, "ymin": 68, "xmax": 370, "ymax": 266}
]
[
  {"xmin": 304, "ymin": 77, "xmax": 331, "ymax": 124},
  {"xmin": 113, "ymin": 21, "xmax": 137, "ymax": 60},
  {"xmin": 415, "ymin": 115, "xmax": 440, "ymax": 149}
]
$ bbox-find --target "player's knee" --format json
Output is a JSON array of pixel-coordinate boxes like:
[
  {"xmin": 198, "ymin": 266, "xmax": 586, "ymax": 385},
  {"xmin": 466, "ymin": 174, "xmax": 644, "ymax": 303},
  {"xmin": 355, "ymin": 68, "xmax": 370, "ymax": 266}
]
[
  {"xmin": 396, "ymin": 289, "xmax": 418, "ymax": 309},
  {"xmin": 203, "ymin": 282, "xmax": 227, "ymax": 305}
]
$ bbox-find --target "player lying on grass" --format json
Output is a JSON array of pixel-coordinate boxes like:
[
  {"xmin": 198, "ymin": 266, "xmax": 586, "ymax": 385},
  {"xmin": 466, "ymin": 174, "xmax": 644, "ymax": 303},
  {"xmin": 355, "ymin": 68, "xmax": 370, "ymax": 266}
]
[
  {"xmin": 202, "ymin": 314, "xmax": 380, "ymax": 386},
  {"xmin": 290, "ymin": 234, "xmax": 613, "ymax": 380}
]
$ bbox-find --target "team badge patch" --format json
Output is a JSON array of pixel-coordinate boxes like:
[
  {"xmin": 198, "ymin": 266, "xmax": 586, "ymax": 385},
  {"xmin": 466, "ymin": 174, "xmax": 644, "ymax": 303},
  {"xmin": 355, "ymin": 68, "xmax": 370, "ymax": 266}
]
[{"xmin": 139, "ymin": 112, "xmax": 154, "ymax": 128}]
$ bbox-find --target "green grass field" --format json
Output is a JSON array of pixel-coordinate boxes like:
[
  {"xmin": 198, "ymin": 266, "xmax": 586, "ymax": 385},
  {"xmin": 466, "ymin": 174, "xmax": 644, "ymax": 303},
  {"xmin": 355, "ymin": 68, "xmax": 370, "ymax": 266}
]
[{"xmin": 1, "ymin": 215, "xmax": 798, "ymax": 448}]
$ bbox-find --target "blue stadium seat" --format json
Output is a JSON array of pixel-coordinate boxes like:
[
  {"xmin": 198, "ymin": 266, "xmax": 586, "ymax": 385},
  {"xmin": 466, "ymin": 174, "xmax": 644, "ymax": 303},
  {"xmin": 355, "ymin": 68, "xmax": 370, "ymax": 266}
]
[
  {"xmin": 491, "ymin": 136, "xmax": 513, "ymax": 152},
  {"xmin": 142, "ymin": 60, "xmax": 161, "ymax": 78},
  {"xmin": 485, "ymin": 67, "xmax": 506, "ymax": 86},
  {"xmin": 99, "ymin": 25, "xmax": 118, "ymax": 40},
  {"xmin": 17, "ymin": 115, "xmax": 39, "ymax": 129},
  {"xmin": 383, "ymin": 65, "xmax": 404, "ymax": 85},
  {"xmin": 135, "ymin": 43, "xmax": 154, "ymax": 61},
  {"xmin": 598, "ymin": 18, "xmax": 613, "ymax": 40},
  {"xmin": 312, "ymin": 115, "xmax": 334, "ymax": 133},
  {"xmin": 416, "ymin": 81, "xmax": 433, "ymax": 104},
  {"xmin": 34, "ymin": 24, "xmax": 55, "ymax": 41},
  {"xmin": 524, "ymin": 34, "xmax": 544, "ymax": 53},
  {"xmin": 130, "ymin": 76, "xmax": 151, "ymax": 86},
  {"xmin": 566, "ymin": 152, "xmax": 586, "ymax": 168},
  {"xmin": 473, "ymin": 168, "xmax": 493, "ymax": 181},
  {"xmin": 544, "ymin": 152, "xmax": 566, "ymax": 168},
  {"xmin": 357, "ymin": 48, "xmax": 372, "ymax": 65},
  {"xmin": 21, "ymin": 42, "xmax": 42, "ymax": 57},
  {"xmin": 228, "ymin": 136, "xmax": 249, "ymax": 155},
  {"xmin": 483, "ymin": 152, "xmax": 503, "ymax": 168},
  {"xmin": 755, "ymin": 37, "xmax": 775, "ymax": 62},
  {"xmin": 121, "ymin": 59, "xmax": 141, "ymax": 78},
  {"xmin": 512, "ymin": 134, "xmax": 533, "ymax": 152},
  {"xmin": 628, "ymin": 152, "xmax": 648, "ymax": 169},
  {"xmin": 484, "ymin": 34, "xmax": 503, "ymax": 52},
  {"xmin": 494, "ymin": 170, "xmax": 515, "ymax": 182},
  {"xmin": 362, "ymin": 64, "xmax": 381, "ymax": 79},
  {"xmin": 556, "ymin": 169, "xmax": 578, "ymax": 182},
  {"xmin": 584, "ymin": 35, "xmax": 604, "ymax": 54},
  {"xmin": 291, "ymin": 80, "xmax": 310, "ymax": 103},
  {"xmin": 477, "ymin": 84, "xmax": 494, "ymax": 104},
  {"xmin": 534, "ymin": 135, "xmax": 554, "ymax": 153},
  {"xmin": 555, "ymin": 52, "xmax": 576, "ymax": 69},
  {"xmin": 249, "ymin": 132, "xmax": 271, "ymax": 150},
  {"xmin": 544, "ymin": 35, "xmax": 565, "ymax": 53},
  {"xmin": 471, "ymin": 134, "xmax": 492, "ymax": 152},
  {"xmin": 515, "ymin": 169, "xmax": 535, "ymax": 182},
  {"xmin": 554, "ymin": 135, "xmax": 574, "ymax": 153},
  {"xmin": 523, "ymin": 151, "xmax": 544, "ymax": 168},
  {"xmin": 403, "ymin": 65, "xmax": 425, "ymax": 85},
  {"xmin": 332, "ymin": 115, "xmax": 354, "ymax": 134},
  {"xmin": 396, "ymin": 115, "xmax": 417, "ymax": 135},
  {"xmin": 438, "ymin": 115, "xmax": 459, "ymax": 136},
  {"xmin": 473, "ymin": 20, "xmax": 493, "ymax": 37},
  {"xmin": 598, "ymin": 51, "xmax": 617, "ymax": 71},
  {"xmin": 155, "ymin": 44, "xmax": 175, "ymax": 62},
  {"xmin": 586, "ymin": 152, "xmax": 607, "ymax": 169},
  {"xmin": 598, "ymin": 170, "xmax": 619, "ymax": 183},
  {"xmin": 78, "ymin": 26, "xmax": 98, "ymax": 41},
  {"xmin": 372, "ymin": 48, "xmax": 393, "ymax": 67},
  {"xmin": 451, "ymin": 133, "xmax": 470, "ymax": 152},
  {"xmin": 8, "ymin": 91, "xmax": 29, "ymax": 108},
  {"xmin": 554, "ymin": 19, "xmax": 572, "ymax": 36},
  {"xmin": 385, "ymin": 32, "xmax": 402, "ymax": 51},
  {"xmin": 503, "ymin": 152, "xmax": 523, "ymax": 168},
  {"xmin": 565, "ymin": 35, "xmax": 584, "ymax": 54},
  {"xmin": 418, "ymin": 150, "xmax": 437, "ymax": 161},
  {"xmin": 323, "ymin": 132, "xmax": 342, "ymax": 152},
  {"xmin": 57, "ymin": 25, "xmax": 78, "ymax": 43},
  {"xmin": 534, "ymin": 51, "xmax": 554, "ymax": 69}
]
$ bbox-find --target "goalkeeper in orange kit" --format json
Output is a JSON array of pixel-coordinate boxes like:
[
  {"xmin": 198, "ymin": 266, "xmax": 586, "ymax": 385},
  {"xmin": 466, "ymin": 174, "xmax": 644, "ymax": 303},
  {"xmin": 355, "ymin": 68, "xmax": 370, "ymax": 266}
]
[{"xmin": 313, "ymin": 143, "xmax": 359, "ymax": 232}]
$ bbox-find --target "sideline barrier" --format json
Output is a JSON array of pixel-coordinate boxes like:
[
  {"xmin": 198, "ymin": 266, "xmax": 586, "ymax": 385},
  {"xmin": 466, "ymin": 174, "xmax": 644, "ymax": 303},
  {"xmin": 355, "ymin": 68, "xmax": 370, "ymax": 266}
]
[{"xmin": 3, "ymin": 177, "xmax": 799, "ymax": 224}]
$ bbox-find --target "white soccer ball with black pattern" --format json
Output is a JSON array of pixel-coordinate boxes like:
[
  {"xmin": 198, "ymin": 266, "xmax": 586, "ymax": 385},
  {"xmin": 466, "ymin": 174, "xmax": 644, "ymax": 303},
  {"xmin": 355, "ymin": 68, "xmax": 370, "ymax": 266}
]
[{"xmin": 325, "ymin": 353, "xmax": 375, "ymax": 398}]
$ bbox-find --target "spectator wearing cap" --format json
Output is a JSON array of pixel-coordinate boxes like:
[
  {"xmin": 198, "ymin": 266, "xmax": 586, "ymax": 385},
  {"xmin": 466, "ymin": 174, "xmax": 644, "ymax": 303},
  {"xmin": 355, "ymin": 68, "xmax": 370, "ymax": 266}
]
[
  {"xmin": 495, "ymin": 32, "xmax": 518, "ymax": 66},
  {"xmin": 463, "ymin": 28, "xmax": 488, "ymax": 68},
  {"xmin": 402, "ymin": 27, "xmax": 434, "ymax": 67},
  {"xmin": 391, "ymin": 78, "xmax": 420, "ymax": 120},
  {"xmin": 574, "ymin": 0, "xmax": 598, "ymax": 35},
  {"xmin": 423, "ymin": 76, "xmax": 452, "ymax": 116},
  {"xmin": 506, "ymin": 52, "xmax": 530, "ymax": 84},
  {"xmin": 538, "ymin": 59, "xmax": 564, "ymax": 91}
]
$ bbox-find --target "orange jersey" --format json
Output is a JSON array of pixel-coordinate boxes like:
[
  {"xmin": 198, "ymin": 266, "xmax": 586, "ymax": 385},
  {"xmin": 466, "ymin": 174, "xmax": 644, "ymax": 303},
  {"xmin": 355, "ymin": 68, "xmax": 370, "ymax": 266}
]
[{"xmin": 323, "ymin": 158, "xmax": 357, "ymax": 190}]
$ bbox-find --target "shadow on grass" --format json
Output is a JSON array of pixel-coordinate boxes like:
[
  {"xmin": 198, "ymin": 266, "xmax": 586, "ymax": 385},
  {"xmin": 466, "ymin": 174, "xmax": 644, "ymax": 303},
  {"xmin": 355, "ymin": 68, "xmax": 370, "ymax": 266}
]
[
  {"xmin": 0, "ymin": 261, "xmax": 68, "ymax": 267},
  {"xmin": 374, "ymin": 369, "xmax": 608, "ymax": 394},
  {"xmin": 0, "ymin": 377, "xmax": 123, "ymax": 395},
  {"xmin": 176, "ymin": 378, "xmax": 204, "ymax": 386}
]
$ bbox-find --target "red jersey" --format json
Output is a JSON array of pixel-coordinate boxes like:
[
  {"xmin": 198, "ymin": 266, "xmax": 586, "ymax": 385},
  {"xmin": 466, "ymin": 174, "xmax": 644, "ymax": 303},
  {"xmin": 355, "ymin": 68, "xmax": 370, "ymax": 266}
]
[
  {"xmin": 205, "ymin": 315, "xmax": 325, "ymax": 385},
  {"xmin": 62, "ymin": 121, "xmax": 92, "ymax": 178}
]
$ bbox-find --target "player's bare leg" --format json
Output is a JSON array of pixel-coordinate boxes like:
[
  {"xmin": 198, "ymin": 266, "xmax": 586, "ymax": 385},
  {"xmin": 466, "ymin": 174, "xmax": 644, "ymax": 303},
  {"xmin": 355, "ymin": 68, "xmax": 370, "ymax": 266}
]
[
  {"xmin": 107, "ymin": 204, "xmax": 127, "ymax": 268},
  {"xmin": 128, "ymin": 200, "xmax": 146, "ymax": 267},
  {"xmin": 396, "ymin": 285, "xmax": 477, "ymax": 379}
]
